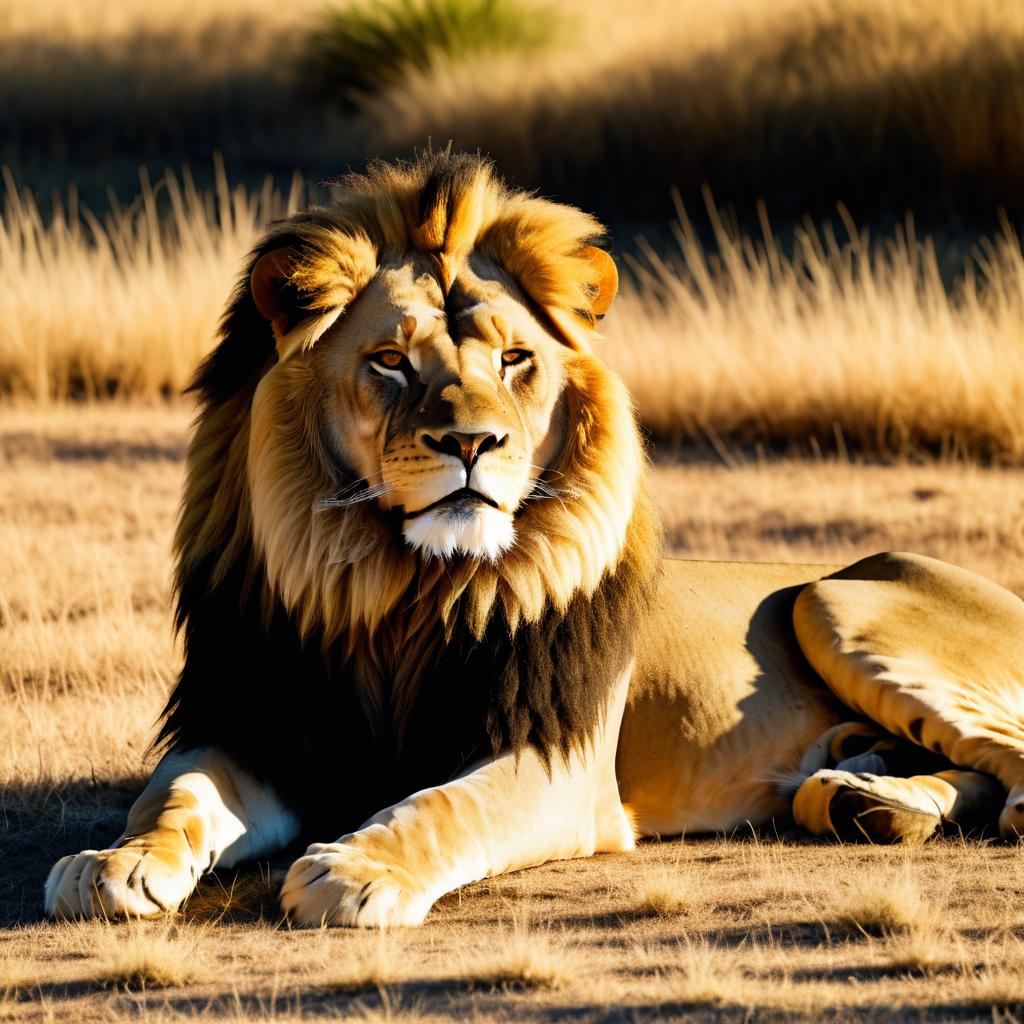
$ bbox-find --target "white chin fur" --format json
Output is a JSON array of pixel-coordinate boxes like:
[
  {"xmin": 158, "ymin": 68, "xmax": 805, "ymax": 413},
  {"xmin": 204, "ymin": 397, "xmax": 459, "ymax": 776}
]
[{"xmin": 403, "ymin": 504, "xmax": 515, "ymax": 561}]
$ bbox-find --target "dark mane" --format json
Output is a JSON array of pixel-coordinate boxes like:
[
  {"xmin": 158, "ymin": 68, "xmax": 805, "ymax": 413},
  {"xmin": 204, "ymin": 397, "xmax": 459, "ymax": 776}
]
[{"xmin": 159, "ymin": 151, "xmax": 662, "ymax": 839}]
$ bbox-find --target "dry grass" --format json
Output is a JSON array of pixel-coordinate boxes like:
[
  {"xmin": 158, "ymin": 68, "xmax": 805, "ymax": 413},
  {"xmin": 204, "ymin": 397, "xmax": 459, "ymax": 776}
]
[
  {"xmin": 827, "ymin": 860, "xmax": 946, "ymax": 946},
  {"xmin": 316, "ymin": 935, "xmax": 398, "ymax": 994},
  {"xmin": 830, "ymin": 866, "xmax": 938, "ymax": 935},
  {"xmin": 0, "ymin": 0, "xmax": 326, "ymax": 204},
  {"xmin": 604, "ymin": 205, "xmax": 1024, "ymax": 458},
  {"xmin": 0, "ymin": 956, "xmax": 35, "ymax": 1002},
  {"xmin": 629, "ymin": 862, "xmax": 707, "ymax": 918},
  {"xmin": 4, "ymin": 173, "xmax": 1024, "ymax": 462},
  {"xmin": 0, "ymin": 166, "xmax": 300, "ymax": 401},
  {"xmin": 664, "ymin": 937, "xmax": 745, "ymax": 1006},
  {"xmin": 0, "ymin": 0, "xmax": 319, "ymax": 40},
  {"xmin": 883, "ymin": 925, "xmax": 959, "ymax": 971},
  {"xmin": 88, "ymin": 921, "xmax": 205, "ymax": 989},
  {"xmin": 5, "ymin": 0, "xmax": 1024, "ymax": 230},
  {"xmin": 459, "ymin": 921, "xmax": 578, "ymax": 990}
]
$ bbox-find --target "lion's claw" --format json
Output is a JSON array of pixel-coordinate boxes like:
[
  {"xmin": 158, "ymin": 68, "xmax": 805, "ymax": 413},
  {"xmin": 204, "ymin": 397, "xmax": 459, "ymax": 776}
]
[
  {"xmin": 44, "ymin": 844, "xmax": 195, "ymax": 920},
  {"xmin": 280, "ymin": 842, "xmax": 429, "ymax": 928}
]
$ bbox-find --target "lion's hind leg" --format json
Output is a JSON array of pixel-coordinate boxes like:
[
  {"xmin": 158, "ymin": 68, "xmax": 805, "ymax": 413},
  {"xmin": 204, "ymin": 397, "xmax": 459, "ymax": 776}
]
[
  {"xmin": 793, "ymin": 767, "xmax": 1004, "ymax": 844},
  {"xmin": 793, "ymin": 551, "xmax": 1024, "ymax": 841},
  {"xmin": 791, "ymin": 721, "xmax": 1004, "ymax": 842}
]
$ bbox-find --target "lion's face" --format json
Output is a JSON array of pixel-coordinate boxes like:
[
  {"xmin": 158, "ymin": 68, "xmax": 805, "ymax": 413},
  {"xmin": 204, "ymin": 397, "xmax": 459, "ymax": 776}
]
[{"xmin": 314, "ymin": 252, "xmax": 571, "ymax": 561}]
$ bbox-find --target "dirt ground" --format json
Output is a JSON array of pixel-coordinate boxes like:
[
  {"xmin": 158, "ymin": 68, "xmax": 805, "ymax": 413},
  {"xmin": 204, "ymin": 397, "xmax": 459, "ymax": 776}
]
[{"xmin": 2, "ymin": 406, "xmax": 1024, "ymax": 1022}]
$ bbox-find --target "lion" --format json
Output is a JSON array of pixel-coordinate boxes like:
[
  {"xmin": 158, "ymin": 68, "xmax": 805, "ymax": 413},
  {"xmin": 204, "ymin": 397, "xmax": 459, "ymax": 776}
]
[{"xmin": 45, "ymin": 152, "xmax": 1024, "ymax": 927}]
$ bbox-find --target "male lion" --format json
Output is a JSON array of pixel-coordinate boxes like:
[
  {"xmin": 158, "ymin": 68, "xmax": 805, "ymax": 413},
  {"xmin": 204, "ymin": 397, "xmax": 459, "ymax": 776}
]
[{"xmin": 46, "ymin": 153, "xmax": 1024, "ymax": 926}]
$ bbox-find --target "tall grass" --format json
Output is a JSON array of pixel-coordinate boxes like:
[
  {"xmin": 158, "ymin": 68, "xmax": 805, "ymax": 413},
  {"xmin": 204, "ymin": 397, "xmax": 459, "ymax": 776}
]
[
  {"xmin": 0, "ymin": 163, "xmax": 301, "ymax": 400},
  {"xmin": 4, "ymin": 0, "xmax": 1024, "ymax": 224},
  {"xmin": 3, "ymin": 172, "xmax": 1023, "ymax": 460},
  {"xmin": 602, "ymin": 197, "xmax": 1024, "ymax": 458}
]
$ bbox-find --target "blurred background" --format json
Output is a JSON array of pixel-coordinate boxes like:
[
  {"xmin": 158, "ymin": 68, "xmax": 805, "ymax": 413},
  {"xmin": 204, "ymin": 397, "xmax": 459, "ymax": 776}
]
[{"xmin": 2, "ymin": 0, "xmax": 1023, "ymax": 459}]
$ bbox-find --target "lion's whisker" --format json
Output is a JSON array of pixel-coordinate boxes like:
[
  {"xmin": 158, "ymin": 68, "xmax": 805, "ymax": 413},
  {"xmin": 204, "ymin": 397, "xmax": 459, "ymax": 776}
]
[
  {"xmin": 522, "ymin": 479, "xmax": 582, "ymax": 510},
  {"xmin": 315, "ymin": 482, "xmax": 392, "ymax": 510}
]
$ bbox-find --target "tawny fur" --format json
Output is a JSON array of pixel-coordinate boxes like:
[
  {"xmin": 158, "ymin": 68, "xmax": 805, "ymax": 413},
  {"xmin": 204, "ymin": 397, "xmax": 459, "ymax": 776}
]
[{"xmin": 173, "ymin": 151, "xmax": 659, "ymax": 750}]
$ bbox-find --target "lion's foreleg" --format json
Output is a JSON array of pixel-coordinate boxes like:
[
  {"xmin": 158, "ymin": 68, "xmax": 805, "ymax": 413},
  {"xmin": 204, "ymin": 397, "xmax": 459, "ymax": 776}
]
[
  {"xmin": 280, "ymin": 673, "xmax": 635, "ymax": 927},
  {"xmin": 45, "ymin": 747, "xmax": 299, "ymax": 920}
]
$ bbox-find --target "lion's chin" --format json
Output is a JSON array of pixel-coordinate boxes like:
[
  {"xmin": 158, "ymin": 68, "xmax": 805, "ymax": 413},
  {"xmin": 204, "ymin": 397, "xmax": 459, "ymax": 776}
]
[{"xmin": 402, "ymin": 503, "xmax": 515, "ymax": 561}]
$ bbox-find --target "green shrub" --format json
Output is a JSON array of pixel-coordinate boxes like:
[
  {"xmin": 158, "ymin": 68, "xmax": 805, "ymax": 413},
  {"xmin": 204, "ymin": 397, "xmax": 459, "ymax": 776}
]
[{"xmin": 302, "ymin": 0, "xmax": 561, "ymax": 100}]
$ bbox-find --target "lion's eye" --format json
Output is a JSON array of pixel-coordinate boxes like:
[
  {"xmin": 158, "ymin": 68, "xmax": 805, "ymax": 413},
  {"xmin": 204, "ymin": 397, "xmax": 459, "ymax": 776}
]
[
  {"xmin": 501, "ymin": 349, "xmax": 531, "ymax": 367},
  {"xmin": 369, "ymin": 350, "xmax": 406, "ymax": 370}
]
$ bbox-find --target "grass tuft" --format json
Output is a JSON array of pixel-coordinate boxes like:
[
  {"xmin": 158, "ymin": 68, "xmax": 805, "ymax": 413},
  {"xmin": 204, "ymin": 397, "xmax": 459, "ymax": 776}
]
[
  {"xmin": 89, "ymin": 921, "xmax": 204, "ymax": 989},
  {"xmin": 884, "ymin": 925, "xmax": 957, "ymax": 971},
  {"xmin": 832, "ymin": 868, "xmax": 939, "ymax": 935},
  {"xmin": 630, "ymin": 864, "xmax": 706, "ymax": 917},
  {"xmin": 462, "ymin": 921, "xmax": 577, "ymax": 990},
  {"xmin": 302, "ymin": 0, "xmax": 561, "ymax": 99},
  {"xmin": 0, "ymin": 957, "xmax": 36, "ymax": 1001},
  {"xmin": 319, "ymin": 938, "xmax": 397, "ymax": 994},
  {"xmin": 668, "ymin": 937, "xmax": 745, "ymax": 1006}
]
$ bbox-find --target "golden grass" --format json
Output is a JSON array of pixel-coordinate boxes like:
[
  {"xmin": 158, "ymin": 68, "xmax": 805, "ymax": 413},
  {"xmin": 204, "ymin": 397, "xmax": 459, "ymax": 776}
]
[
  {"xmin": 0, "ymin": 166, "xmax": 300, "ymax": 401},
  {"xmin": 459, "ymin": 921, "xmax": 578, "ymax": 990},
  {"xmin": 0, "ymin": 956, "xmax": 35, "ymax": 1001},
  {"xmin": 629, "ymin": 863, "xmax": 706, "ymax": 918},
  {"xmin": 4, "ymin": 172, "xmax": 1024, "ymax": 461},
  {"xmin": 665, "ymin": 936, "xmax": 745, "ymax": 1006},
  {"xmin": 831, "ymin": 867, "xmax": 939, "ymax": 935},
  {"xmin": 367, "ymin": 0, "xmax": 1024, "ymax": 220},
  {"xmin": 6, "ymin": 412, "xmax": 1024, "ymax": 1020},
  {"xmin": 317, "ymin": 935, "xmax": 398, "ymax": 994},
  {"xmin": 88, "ymin": 921, "xmax": 205, "ymax": 989},
  {"xmin": 0, "ymin": 0, "xmax": 319, "ymax": 41},
  {"xmin": 604, "ymin": 205, "xmax": 1024, "ymax": 458},
  {"xmin": 4, "ymin": 0, "xmax": 1024, "ymax": 256},
  {"xmin": 883, "ymin": 925, "xmax": 959, "ymax": 972}
]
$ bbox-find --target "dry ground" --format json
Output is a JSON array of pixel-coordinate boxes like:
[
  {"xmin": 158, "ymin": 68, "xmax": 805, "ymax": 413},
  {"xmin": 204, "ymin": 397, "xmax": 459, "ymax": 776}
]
[{"xmin": 3, "ymin": 406, "xmax": 1024, "ymax": 1021}]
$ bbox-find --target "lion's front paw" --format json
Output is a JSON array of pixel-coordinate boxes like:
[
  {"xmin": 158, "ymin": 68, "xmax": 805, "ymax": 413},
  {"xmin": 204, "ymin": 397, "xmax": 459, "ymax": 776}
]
[
  {"xmin": 279, "ymin": 842, "xmax": 431, "ymax": 928},
  {"xmin": 44, "ymin": 841, "xmax": 197, "ymax": 920}
]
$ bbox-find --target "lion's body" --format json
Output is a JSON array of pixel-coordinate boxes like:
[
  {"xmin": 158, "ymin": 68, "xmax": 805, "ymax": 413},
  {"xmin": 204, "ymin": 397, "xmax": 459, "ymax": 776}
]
[
  {"xmin": 621, "ymin": 558, "xmax": 841, "ymax": 836},
  {"xmin": 44, "ymin": 153, "xmax": 1024, "ymax": 927},
  {"xmin": 622, "ymin": 554, "xmax": 1024, "ymax": 840}
]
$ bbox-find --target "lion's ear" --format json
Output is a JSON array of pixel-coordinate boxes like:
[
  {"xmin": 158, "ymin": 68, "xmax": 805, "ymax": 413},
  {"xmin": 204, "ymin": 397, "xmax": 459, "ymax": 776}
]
[
  {"xmin": 251, "ymin": 247, "xmax": 301, "ymax": 348},
  {"xmin": 580, "ymin": 245, "xmax": 618, "ymax": 320},
  {"xmin": 542, "ymin": 246, "xmax": 619, "ymax": 353},
  {"xmin": 250, "ymin": 246, "xmax": 349, "ymax": 362}
]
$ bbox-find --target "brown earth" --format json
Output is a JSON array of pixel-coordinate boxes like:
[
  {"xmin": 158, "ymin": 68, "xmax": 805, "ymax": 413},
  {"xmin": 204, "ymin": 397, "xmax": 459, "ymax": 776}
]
[{"xmin": 2, "ymin": 407, "xmax": 1023, "ymax": 1022}]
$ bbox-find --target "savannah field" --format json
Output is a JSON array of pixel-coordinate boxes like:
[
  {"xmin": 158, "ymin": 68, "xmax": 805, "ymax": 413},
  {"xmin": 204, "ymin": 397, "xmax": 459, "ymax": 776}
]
[{"xmin": 3, "ymin": 0, "xmax": 1024, "ymax": 1021}]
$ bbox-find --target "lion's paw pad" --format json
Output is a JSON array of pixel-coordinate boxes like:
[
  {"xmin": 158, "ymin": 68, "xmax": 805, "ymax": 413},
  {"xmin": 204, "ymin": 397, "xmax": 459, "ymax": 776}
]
[{"xmin": 279, "ymin": 843, "xmax": 428, "ymax": 927}]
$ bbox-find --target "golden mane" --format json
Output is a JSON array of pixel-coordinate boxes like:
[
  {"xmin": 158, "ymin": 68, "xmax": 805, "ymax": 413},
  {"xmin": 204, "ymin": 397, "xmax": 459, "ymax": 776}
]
[{"xmin": 168, "ymin": 151, "xmax": 661, "ymax": 755}]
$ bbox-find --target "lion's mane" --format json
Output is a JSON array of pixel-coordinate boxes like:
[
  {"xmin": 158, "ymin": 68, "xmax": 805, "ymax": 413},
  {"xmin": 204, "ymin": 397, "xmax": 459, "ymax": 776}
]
[{"xmin": 159, "ymin": 153, "xmax": 662, "ymax": 838}]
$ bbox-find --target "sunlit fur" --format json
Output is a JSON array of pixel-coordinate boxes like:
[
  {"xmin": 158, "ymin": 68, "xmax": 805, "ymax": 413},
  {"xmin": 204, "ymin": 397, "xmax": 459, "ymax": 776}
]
[
  {"xmin": 403, "ymin": 502, "xmax": 516, "ymax": 561},
  {"xmin": 175, "ymin": 151, "xmax": 661, "ymax": 743}
]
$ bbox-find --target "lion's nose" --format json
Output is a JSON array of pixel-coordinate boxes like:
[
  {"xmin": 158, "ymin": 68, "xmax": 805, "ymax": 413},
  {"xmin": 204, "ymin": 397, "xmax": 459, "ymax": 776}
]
[{"xmin": 422, "ymin": 430, "xmax": 506, "ymax": 470}]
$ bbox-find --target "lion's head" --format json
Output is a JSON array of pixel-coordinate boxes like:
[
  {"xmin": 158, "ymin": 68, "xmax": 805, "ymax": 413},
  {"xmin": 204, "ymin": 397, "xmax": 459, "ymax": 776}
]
[
  {"xmin": 262, "ymin": 248, "xmax": 597, "ymax": 564},
  {"xmin": 171, "ymin": 153, "xmax": 660, "ymax": 756}
]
